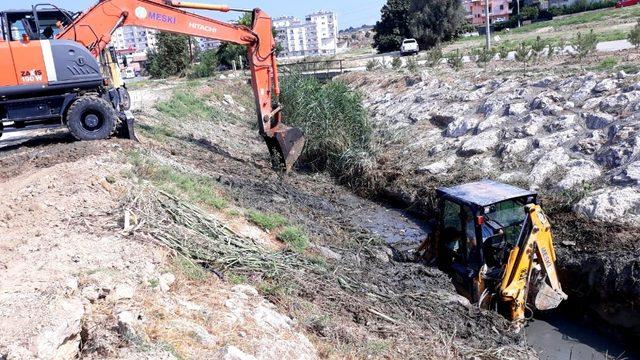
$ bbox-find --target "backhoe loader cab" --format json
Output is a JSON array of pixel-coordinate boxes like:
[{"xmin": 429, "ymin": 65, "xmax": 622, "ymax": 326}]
[
  {"xmin": 435, "ymin": 181, "xmax": 537, "ymax": 300},
  {"xmin": 429, "ymin": 180, "xmax": 566, "ymax": 324}
]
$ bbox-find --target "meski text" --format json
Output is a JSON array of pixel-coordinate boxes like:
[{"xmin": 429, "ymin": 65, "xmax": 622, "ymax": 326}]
[{"xmin": 148, "ymin": 12, "xmax": 177, "ymax": 24}]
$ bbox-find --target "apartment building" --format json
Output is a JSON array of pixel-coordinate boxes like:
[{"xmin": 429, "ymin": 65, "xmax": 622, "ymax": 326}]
[
  {"xmin": 273, "ymin": 11, "xmax": 338, "ymax": 58},
  {"xmin": 463, "ymin": 0, "xmax": 513, "ymax": 26},
  {"xmin": 111, "ymin": 26, "xmax": 158, "ymax": 52},
  {"xmin": 196, "ymin": 37, "xmax": 221, "ymax": 52}
]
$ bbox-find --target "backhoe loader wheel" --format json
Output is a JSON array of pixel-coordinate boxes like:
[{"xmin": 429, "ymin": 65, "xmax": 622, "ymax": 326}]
[{"xmin": 66, "ymin": 96, "xmax": 117, "ymax": 141}]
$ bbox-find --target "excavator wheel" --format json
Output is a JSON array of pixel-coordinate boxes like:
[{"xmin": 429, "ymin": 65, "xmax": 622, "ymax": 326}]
[{"xmin": 66, "ymin": 96, "xmax": 118, "ymax": 141}]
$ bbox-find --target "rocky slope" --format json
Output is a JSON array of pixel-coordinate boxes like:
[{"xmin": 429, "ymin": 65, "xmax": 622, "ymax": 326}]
[{"xmin": 341, "ymin": 68, "xmax": 640, "ymax": 341}]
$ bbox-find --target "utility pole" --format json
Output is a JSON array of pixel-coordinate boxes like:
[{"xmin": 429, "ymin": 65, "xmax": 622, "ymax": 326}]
[
  {"xmin": 516, "ymin": 0, "xmax": 521, "ymax": 28},
  {"xmin": 485, "ymin": 0, "xmax": 491, "ymax": 50}
]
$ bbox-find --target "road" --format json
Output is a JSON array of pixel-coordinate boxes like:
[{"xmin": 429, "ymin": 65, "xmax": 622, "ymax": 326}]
[{"xmin": 597, "ymin": 39, "xmax": 634, "ymax": 52}]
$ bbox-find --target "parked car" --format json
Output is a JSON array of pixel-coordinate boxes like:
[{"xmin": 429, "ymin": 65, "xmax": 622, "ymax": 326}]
[
  {"xmin": 122, "ymin": 68, "xmax": 136, "ymax": 79},
  {"xmin": 400, "ymin": 38, "xmax": 419, "ymax": 56},
  {"xmin": 615, "ymin": 0, "xmax": 639, "ymax": 7}
]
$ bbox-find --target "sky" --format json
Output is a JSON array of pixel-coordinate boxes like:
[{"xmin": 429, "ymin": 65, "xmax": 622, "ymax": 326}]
[{"xmin": 0, "ymin": 0, "xmax": 385, "ymax": 29}]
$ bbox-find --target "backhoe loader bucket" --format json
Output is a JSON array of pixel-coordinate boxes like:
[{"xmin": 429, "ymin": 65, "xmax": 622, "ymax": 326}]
[
  {"xmin": 267, "ymin": 126, "xmax": 305, "ymax": 172},
  {"xmin": 534, "ymin": 282, "xmax": 568, "ymax": 311}
]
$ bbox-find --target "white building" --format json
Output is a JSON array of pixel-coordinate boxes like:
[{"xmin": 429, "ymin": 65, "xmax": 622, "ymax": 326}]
[
  {"xmin": 111, "ymin": 26, "xmax": 158, "ymax": 52},
  {"xmin": 274, "ymin": 11, "xmax": 338, "ymax": 58},
  {"xmin": 196, "ymin": 37, "xmax": 221, "ymax": 52}
]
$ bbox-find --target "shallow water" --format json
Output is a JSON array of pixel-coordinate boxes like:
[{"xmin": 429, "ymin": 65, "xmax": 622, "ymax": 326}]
[{"xmin": 525, "ymin": 311, "xmax": 637, "ymax": 360}]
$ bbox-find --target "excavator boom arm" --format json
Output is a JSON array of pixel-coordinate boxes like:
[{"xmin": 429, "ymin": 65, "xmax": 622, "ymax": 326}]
[
  {"xmin": 499, "ymin": 204, "xmax": 567, "ymax": 323},
  {"xmin": 57, "ymin": 0, "xmax": 304, "ymax": 170}
]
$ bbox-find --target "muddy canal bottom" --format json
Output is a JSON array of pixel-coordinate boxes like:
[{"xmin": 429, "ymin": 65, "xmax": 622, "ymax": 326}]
[{"xmin": 352, "ymin": 202, "xmax": 636, "ymax": 360}]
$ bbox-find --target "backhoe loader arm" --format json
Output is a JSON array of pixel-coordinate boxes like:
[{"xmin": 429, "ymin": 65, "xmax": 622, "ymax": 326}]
[
  {"xmin": 57, "ymin": 0, "xmax": 304, "ymax": 171},
  {"xmin": 499, "ymin": 204, "xmax": 567, "ymax": 324}
]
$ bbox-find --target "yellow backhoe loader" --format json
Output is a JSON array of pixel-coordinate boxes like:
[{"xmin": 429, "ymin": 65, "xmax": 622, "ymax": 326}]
[{"xmin": 417, "ymin": 180, "xmax": 567, "ymax": 328}]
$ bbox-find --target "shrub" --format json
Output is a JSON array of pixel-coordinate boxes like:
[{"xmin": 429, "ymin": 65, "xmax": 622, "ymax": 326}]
[
  {"xmin": 277, "ymin": 226, "xmax": 309, "ymax": 252},
  {"xmin": 446, "ymin": 50, "xmax": 464, "ymax": 70},
  {"xmin": 573, "ymin": 29, "xmax": 598, "ymax": 62},
  {"xmin": 279, "ymin": 74, "xmax": 373, "ymax": 177},
  {"xmin": 597, "ymin": 57, "xmax": 618, "ymax": 70},
  {"xmin": 474, "ymin": 47, "xmax": 495, "ymax": 68},
  {"xmin": 498, "ymin": 45, "xmax": 510, "ymax": 60},
  {"xmin": 391, "ymin": 56, "xmax": 403, "ymax": 69},
  {"xmin": 514, "ymin": 42, "xmax": 531, "ymax": 72},
  {"xmin": 531, "ymin": 36, "xmax": 547, "ymax": 61},
  {"xmin": 246, "ymin": 210, "xmax": 288, "ymax": 230},
  {"xmin": 406, "ymin": 56, "xmax": 419, "ymax": 72},
  {"xmin": 366, "ymin": 59, "xmax": 381, "ymax": 71},
  {"xmin": 629, "ymin": 19, "xmax": 640, "ymax": 50},
  {"xmin": 426, "ymin": 46, "xmax": 443, "ymax": 66}
]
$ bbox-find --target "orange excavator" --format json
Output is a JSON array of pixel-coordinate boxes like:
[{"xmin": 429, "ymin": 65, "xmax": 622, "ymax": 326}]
[{"xmin": 0, "ymin": 1, "xmax": 304, "ymax": 170}]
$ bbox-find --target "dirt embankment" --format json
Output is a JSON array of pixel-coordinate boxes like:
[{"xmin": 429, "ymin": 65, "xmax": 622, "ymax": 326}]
[
  {"xmin": 338, "ymin": 66, "xmax": 640, "ymax": 342},
  {"xmin": 0, "ymin": 78, "xmax": 534, "ymax": 359}
]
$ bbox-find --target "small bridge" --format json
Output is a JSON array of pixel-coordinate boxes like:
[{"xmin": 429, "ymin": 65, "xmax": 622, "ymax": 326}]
[{"xmin": 279, "ymin": 60, "xmax": 353, "ymax": 81}]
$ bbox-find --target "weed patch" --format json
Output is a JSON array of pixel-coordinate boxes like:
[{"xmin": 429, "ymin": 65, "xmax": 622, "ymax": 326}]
[
  {"xmin": 246, "ymin": 210, "xmax": 288, "ymax": 230},
  {"xmin": 155, "ymin": 90, "xmax": 214, "ymax": 119},
  {"xmin": 277, "ymin": 226, "xmax": 309, "ymax": 252},
  {"xmin": 129, "ymin": 151, "xmax": 227, "ymax": 209},
  {"xmin": 280, "ymin": 73, "xmax": 377, "ymax": 192},
  {"xmin": 172, "ymin": 256, "xmax": 208, "ymax": 281},
  {"xmin": 139, "ymin": 124, "xmax": 177, "ymax": 140}
]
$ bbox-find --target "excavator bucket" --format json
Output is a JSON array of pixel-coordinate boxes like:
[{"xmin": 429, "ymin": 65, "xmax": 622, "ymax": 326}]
[
  {"xmin": 268, "ymin": 126, "xmax": 305, "ymax": 172},
  {"xmin": 118, "ymin": 111, "xmax": 140, "ymax": 142},
  {"xmin": 534, "ymin": 282, "xmax": 567, "ymax": 311}
]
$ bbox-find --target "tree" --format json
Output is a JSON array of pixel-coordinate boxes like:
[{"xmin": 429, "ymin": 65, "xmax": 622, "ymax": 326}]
[
  {"xmin": 408, "ymin": 0, "xmax": 467, "ymax": 50},
  {"xmin": 514, "ymin": 42, "xmax": 530, "ymax": 73},
  {"xmin": 189, "ymin": 49, "xmax": 219, "ymax": 78},
  {"xmin": 216, "ymin": 13, "xmax": 251, "ymax": 69},
  {"xmin": 521, "ymin": 6, "xmax": 540, "ymax": 21},
  {"xmin": 474, "ymin": 47, "xmax": 495, "ymax": 69},
  {"xmin": 498, "ymin": 45, "xmax": 510, "ymax": 60},
  {"xmin": 373, "ymin": 0, "xmax": 412, "ymax": 53},
  {"xmin": 446, "ymin": 50, "xmax": 464, "ymax": 71},
  {"xmin": 573, "ymin": 29, "xmax": 597, "ymax": 64},
  {"xmin": 147, "ymin": 32, "xmax": 190, "ymax": 78},
  {"xmin": 216, "ymin": 13, "xmax": 282, "ymax": 69},
  {"xmin": 628, "ymin": 19, "xmax": 640, "ymax": 50},
  {"xmin": 531, "ymin": 36, "xmax": 547, "ymax": 62}
]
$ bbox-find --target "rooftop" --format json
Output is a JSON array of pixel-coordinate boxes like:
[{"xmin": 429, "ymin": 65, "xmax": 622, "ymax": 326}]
[{"xmin": 437, "ymin": 180, "xmax": 536, "ymax": 207}]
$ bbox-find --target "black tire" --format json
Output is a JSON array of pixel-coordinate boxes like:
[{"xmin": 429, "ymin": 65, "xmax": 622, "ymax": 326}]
[{"xmin": 66, "ymin": 96, "xmax": 117, "ymax": 141}]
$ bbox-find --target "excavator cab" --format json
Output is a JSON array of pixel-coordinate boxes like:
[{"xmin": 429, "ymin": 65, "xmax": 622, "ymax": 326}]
[{"xmin": 433, "ymin": 180, "xmax": 538, "ymax": 304}]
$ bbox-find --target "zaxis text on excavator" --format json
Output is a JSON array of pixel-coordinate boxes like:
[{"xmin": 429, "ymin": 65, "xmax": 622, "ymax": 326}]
[
  {"xmin": 417, "ymin": 180, "xmax": 568, "ymax": 329},
  {"xmin": 0, "ymin": 0, "xmax": 304, "ymax": 171}
]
